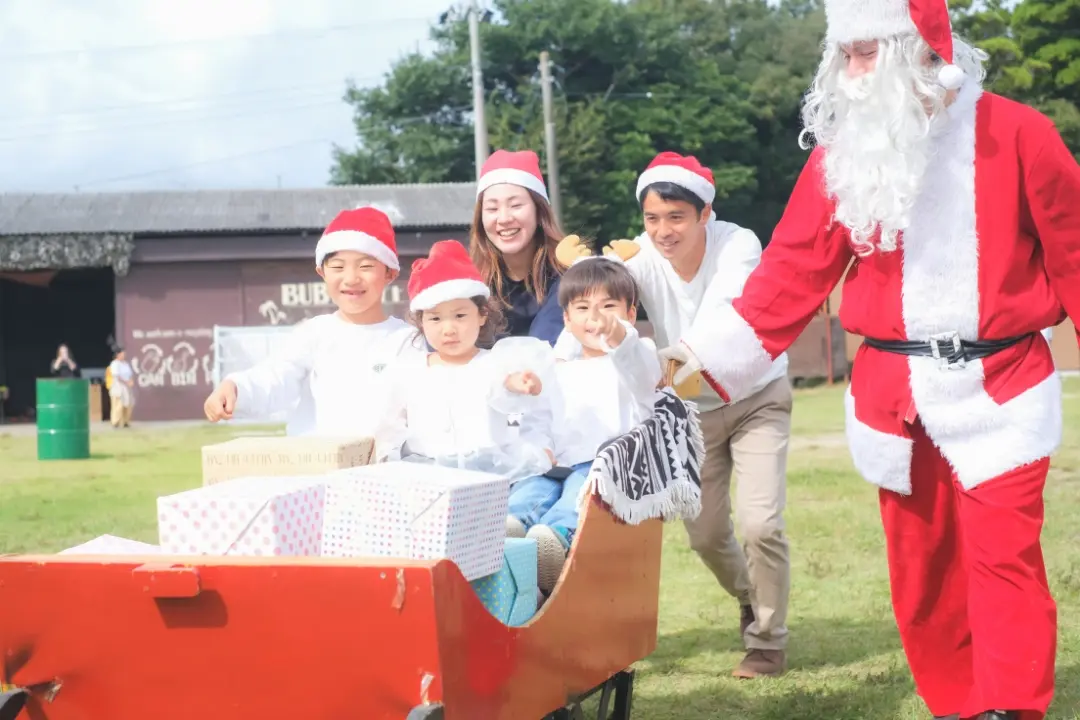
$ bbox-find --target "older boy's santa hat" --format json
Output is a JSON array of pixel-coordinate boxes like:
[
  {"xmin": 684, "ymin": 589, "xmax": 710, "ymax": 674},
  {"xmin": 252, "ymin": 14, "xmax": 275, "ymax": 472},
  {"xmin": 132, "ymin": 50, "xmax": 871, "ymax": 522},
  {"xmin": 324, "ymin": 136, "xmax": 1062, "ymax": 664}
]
[
  {"xmin": 825, "ymin": 0, "xmax": 965, "ymax": 90},
  {"xmin": 315, "ymin": 206, "xmax": 399, "ymax": 270},
  {"xmin": 408, "ymin": 240, "xmax": 491, "ymax": 312},
  {"xmin": 476, "ymin": 149, "xmax": 549, "ymax": 201},
  {"xmin": 635, "ymin": 152, "xmax": 717, "ymax": 206}
]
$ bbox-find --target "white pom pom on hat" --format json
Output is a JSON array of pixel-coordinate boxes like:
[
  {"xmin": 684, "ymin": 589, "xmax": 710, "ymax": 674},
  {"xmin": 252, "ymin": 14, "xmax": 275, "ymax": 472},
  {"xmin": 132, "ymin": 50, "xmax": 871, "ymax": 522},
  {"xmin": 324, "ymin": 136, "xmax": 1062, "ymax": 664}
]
[{"xmin": 824, "ymin": 0, "xmax": 966, "ymax": 90}]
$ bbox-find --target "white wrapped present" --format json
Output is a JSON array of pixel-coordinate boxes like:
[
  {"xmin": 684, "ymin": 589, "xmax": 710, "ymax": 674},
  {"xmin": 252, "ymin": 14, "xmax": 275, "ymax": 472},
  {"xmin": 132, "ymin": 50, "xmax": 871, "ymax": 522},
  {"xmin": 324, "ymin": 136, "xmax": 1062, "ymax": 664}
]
[
  {"xmin": 60, "ymin": 534, "xmax": 162, "ymax": 555},
  {"xmin": 323, "ymin": 462, "xmax": 510, "ymax": 580},
  {"xmin": 157, "ymin": 477, "xmax": 325, "ymax": 557}
]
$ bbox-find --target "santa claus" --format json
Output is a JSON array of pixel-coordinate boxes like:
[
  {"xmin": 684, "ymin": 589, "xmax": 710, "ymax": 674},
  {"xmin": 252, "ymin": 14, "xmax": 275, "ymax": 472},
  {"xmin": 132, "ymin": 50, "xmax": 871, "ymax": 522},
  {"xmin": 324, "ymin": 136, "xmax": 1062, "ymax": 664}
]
[{"xmin": 661, "ymin": 1, "xmax": 1080, "ymax": 719}]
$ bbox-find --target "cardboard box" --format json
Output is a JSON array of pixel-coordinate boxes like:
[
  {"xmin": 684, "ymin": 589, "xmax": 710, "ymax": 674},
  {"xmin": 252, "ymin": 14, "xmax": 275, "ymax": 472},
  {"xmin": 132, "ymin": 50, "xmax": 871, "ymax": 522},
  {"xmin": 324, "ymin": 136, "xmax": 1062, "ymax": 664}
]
[
  {"xmin": 60, "ymin": 534, "xmax": 161, "ymax": 555},
  {"xmin": 158, "ymin": 477, "xmax": 325, "ymax": 557},
  {"xmin": 470, "ymin": 538, "xmax": 539, "ymax": 626},
  {"xmin": 322, "ymin": 462, "xmax": 510, "ymax": 581},
  {"xmin": 201, "ymin": 436, "xmax": 374, "ymax": 486}
]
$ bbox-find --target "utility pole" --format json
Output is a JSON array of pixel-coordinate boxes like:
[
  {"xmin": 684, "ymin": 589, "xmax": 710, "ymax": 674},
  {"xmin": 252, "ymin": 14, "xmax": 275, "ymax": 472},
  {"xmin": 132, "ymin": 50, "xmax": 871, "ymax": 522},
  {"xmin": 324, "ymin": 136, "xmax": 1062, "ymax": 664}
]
[
  {"xmin": 469, "ymin": 1, "xmax": 489, "ymax": 179},
  {"xmin": 539, "ymin": 51, "xmax": 562, "ymax": 226}
]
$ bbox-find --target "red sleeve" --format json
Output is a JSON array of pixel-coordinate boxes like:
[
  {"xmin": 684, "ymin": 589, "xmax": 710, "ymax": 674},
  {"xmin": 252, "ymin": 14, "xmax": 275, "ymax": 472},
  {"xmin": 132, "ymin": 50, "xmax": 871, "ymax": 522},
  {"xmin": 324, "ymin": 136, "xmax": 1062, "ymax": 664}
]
[
  {"xmin": 1024, "ymin": 121, "xmax": 1080, "ymax": 349},
  {"xmin": 681, "ymin": 147, "xmax": 853, "ymax": 402}
]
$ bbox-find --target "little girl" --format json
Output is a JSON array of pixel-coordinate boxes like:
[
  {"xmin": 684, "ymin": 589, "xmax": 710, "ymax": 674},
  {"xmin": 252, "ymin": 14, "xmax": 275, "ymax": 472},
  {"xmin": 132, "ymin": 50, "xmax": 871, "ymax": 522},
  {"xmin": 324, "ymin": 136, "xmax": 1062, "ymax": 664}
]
[{"xmin": 376, "ymin": 240, "xmax": 555, "ymax": 481}]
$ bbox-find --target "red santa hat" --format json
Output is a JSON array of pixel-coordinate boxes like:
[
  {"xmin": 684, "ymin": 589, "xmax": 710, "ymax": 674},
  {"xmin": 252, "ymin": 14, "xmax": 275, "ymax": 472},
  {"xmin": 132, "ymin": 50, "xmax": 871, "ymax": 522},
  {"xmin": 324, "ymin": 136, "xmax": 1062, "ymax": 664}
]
[
  {"xmin": 635, "ymin": 152, "xmax": 717, "ymax": 206},
  {"xmin": 408, "ymin": 240, "xmax": 491, "ymax": 312},
  {"xmin": 315, "ymin": 206, "xmax": 399, "ymax": 270},
  {"xmin": 476, "ymin": 149, "xmax": 549, "ymax": 202},
  {"xmin": 825, "ymin": 0, "xmax": 965, "ymax": 90}
]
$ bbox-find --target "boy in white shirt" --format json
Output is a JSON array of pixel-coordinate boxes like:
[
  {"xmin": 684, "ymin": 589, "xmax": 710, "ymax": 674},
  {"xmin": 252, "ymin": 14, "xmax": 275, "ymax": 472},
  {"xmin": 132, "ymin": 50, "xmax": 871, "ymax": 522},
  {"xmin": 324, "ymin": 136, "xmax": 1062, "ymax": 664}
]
[
  {"xmin": 511, "ymin": 238, "xmax": 663, "ymax": 593},
  {"xmin": 203, "ymin": 207, "xmax": 420, "ymax": 437}
]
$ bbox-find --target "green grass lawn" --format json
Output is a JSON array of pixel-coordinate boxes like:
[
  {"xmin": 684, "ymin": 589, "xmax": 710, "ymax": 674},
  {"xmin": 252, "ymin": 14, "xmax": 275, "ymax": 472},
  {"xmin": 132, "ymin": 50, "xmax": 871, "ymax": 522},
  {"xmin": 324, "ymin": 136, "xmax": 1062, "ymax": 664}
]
[{"xmin": 2, "ymin": 380, "xmax": 1078, "ymax": 719}]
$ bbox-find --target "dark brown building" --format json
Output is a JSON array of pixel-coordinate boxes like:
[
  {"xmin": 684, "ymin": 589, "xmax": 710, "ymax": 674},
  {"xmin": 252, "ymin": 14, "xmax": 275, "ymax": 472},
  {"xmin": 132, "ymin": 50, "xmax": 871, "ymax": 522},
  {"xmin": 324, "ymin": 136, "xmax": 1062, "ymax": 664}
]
[{"xmin": 0, "ymin": 184, "xmax": 474, "ymax": 422}]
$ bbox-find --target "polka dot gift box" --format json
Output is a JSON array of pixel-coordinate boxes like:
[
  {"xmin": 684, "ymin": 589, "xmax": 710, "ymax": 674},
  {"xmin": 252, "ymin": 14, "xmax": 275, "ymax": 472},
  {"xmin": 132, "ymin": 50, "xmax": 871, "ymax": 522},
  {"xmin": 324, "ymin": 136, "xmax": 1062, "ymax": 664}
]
[
  {"xmin": 469, "ymin": 538, "xmax": 539, "ymax": 627},
  {"xmin": 322, "ymin": 462, "xmax": 510, "ymax": 581},
  {"xmin": 157, "ymin": 476, "xmax": 325, "ymax": 557}
]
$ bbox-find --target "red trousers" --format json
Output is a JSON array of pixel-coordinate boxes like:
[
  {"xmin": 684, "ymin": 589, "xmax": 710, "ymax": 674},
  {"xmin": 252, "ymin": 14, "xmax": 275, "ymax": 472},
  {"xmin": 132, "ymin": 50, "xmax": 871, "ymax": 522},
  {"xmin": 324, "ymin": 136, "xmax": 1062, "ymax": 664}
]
[{"xmin": 879, "ymin": 423, "xmax": 1057, "ymax": 719}]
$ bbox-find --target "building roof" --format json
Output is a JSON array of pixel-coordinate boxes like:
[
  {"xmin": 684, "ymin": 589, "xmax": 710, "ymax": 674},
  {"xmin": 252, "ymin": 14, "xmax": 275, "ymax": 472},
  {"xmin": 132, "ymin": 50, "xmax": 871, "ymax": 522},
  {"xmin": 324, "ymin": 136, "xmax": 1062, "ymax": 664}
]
[{"xmin": 0, "ymin": 183, "xmax": 477, "ymax": 236}]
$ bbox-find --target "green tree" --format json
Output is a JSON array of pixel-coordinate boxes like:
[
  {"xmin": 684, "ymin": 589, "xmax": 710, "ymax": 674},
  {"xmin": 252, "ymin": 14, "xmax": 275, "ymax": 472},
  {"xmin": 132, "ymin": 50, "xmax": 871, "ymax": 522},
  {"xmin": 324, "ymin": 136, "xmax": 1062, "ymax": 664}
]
[{"xmin": 331, "ymin": 0, "xmax": 826, "ymax": 242}]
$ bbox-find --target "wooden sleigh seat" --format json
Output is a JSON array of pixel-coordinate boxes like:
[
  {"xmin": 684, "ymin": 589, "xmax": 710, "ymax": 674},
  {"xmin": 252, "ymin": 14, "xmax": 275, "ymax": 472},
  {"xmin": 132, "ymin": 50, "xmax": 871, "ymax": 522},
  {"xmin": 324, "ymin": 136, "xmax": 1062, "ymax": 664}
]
[{"xmin": 0, "ymin": 492, "xmax": 663, "ymax": 720}]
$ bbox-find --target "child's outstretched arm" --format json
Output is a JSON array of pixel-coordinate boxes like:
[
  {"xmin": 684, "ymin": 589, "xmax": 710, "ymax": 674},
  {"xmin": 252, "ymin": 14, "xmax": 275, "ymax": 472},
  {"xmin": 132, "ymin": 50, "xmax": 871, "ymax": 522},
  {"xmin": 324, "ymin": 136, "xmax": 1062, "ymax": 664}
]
[
  {"xmin": 604, "ymin": 318, "xmax": 664, "ymax": 412},
  {"xmin": 216, "ymin": 320, "xmax": 315, "ymax": 421}
]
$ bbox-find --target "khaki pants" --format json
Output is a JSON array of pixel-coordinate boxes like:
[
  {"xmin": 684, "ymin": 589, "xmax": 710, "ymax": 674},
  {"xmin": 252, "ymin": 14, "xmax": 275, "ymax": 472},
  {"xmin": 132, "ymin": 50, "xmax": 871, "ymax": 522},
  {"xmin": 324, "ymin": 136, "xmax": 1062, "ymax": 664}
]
[
  {"xmin": 684, "ymin": 376, "xmax": 792, "ymax": 651},
  {"xmin": 110, "ymin": 385, "xmax": 134, "ymax": 427}
]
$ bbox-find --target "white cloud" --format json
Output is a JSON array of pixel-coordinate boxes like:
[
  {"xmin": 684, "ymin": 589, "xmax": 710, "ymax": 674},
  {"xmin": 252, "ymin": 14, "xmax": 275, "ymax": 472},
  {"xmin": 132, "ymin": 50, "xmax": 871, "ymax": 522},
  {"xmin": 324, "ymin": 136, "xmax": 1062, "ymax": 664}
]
[{"xmin": 0, "ymin": 0, "xmax": 450, "ymax": 192}]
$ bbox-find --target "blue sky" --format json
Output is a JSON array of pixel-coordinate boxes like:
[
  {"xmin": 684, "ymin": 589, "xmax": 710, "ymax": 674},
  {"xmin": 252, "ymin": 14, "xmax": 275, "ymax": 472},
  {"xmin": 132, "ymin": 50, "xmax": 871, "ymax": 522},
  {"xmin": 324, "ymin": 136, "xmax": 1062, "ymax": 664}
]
[{"xmin": 0, "ymin": 0, "xmax": 452, "ymax": 192}]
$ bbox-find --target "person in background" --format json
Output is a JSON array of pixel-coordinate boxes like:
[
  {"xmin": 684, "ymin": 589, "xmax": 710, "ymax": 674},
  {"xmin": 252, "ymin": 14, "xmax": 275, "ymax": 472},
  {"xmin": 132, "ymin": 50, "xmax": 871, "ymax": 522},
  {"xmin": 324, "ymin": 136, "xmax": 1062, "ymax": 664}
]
[
  {"xmin": 470, "ymin": 149, "xmax": 567, "ymax": 346},
  {"xmin": 107, "ymin": 347, "xmax": 135, "ymax": 428},
  {"xmin": 51, "ymin": 344, "xmax": 79, "ymax": 378},
  {"xmin": 203, "ymin": 207, "xmax": 420, "ymax": 436}
]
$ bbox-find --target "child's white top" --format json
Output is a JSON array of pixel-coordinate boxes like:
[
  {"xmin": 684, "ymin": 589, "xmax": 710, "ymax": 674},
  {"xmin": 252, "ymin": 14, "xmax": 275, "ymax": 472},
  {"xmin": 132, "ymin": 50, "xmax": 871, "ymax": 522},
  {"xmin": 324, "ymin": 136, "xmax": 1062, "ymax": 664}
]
[
  {"xmin": 557, "ymin": 219, "xmax": 788, "ymax": 412},
  {"xmin": 377, "ymin": 345, "xmax": 555, "ymax": 478},
  {"xmin": 550, "ymin": 320, "xmax": 663, "ymax": 467},
  {"xmin": 227, "ymin": 313, "xmax": 420, "ymax": 437}
]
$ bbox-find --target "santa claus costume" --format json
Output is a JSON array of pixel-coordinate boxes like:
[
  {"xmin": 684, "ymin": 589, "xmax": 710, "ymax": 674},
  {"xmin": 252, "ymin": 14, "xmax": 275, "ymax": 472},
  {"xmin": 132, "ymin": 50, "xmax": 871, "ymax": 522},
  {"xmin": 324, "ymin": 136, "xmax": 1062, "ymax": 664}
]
[{"xmin": 666, "ymin": 0, "xmax": 1080, "ymax": 718}]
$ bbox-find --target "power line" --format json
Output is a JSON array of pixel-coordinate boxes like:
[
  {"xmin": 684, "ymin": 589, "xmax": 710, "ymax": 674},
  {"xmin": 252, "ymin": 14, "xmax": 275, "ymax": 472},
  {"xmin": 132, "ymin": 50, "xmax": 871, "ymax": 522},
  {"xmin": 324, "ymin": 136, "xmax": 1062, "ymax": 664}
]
[
  {"xmin": 76, "ymin": 138, "xmax": 336, "ymax": 189},
  {"xmin": 71, "ymin": 107, "xmax": 473, "ymax": 188},
  {"xmin": 0, "ymin": 16, "xmax": 434, "ymax": 62},
  {"xmin": 0, "ymin": 77, "xmax": 381, "ymax": 123}
]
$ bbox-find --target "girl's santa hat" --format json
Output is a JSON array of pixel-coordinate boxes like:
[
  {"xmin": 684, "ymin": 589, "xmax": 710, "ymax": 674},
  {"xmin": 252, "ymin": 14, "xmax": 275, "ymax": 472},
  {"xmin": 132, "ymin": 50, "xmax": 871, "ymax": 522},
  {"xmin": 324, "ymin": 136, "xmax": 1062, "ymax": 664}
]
[
  {"xmin": 476, "ymin": 149, "xmax": 549, "ymax": 202},
  {"xmin": 408, "ymin": 240, "xmax": 491, "ymax": 312},
  {"xmin": 635, "ymin": 152, "xmax": 717, "ymax": 207},
  {"xmin": 315, "ymin": 206, "xmax": 399, "ymax": 270},
  {"xmin": 825, "ymin": 0, "xmax": 965, "ymax": 90}
]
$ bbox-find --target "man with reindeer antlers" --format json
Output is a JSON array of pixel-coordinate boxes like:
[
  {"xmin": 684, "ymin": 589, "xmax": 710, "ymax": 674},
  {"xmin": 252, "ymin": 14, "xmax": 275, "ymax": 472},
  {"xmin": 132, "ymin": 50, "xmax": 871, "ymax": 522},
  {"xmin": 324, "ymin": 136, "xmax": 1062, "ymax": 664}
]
[{"xmin": 659, "ymin": 0, "xmax": 1080, "ymax": 718}]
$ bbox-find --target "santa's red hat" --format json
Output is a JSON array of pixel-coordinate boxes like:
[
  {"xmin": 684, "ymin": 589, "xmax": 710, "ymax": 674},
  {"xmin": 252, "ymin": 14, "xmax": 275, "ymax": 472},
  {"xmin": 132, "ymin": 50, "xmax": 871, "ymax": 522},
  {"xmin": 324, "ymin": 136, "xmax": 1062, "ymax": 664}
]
[
  {"xmin": 315, "ymin": 206, "xmax": 399, "ymax": 270},
  {"xmin": 408, "ymin": 240, "xmax": 491, "ymax": 312},
  {"xmin": 825, "ymin": 0, "xmax": 965, "ymax": 90},
  {"xmin": 476, "ymin": 149, "xmax": 549, "ymax": 201},
  {"xmin": 635, "ymin": 152, "xmax": 717, "ymax": 206}
]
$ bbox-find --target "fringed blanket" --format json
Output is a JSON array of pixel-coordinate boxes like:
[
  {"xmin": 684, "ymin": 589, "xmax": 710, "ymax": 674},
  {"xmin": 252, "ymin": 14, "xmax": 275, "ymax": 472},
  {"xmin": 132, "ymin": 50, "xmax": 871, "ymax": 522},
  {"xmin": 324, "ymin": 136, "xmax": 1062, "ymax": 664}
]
[{"xmin": 582, "ymin": 388, "xmax": 703, "ymax": 525}]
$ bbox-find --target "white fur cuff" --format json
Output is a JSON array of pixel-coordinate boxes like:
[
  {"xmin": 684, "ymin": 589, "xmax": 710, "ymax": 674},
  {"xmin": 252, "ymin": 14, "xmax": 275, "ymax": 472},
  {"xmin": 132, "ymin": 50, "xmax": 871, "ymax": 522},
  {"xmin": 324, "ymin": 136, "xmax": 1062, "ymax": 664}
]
[{"xmin": 680, "ymin": 303, "xmax": 773, "ymax": 404}]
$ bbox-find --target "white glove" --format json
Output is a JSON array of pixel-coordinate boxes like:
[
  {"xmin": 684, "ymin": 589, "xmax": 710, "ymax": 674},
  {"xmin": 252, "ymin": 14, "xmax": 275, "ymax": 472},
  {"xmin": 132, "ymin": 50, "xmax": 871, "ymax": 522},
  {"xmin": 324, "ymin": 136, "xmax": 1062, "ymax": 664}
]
[{"xmin": 659, "ymin": 342, "xmax": 703, "ymax": 386}]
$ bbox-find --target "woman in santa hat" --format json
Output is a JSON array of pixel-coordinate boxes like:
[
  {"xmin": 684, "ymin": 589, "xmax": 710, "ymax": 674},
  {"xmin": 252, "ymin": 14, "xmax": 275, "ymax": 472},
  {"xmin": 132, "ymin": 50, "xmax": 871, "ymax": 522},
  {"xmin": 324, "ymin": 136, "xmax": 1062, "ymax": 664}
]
[{"xmin": 469, "ymin": 149, "xmax": 567, "ymax": 346}]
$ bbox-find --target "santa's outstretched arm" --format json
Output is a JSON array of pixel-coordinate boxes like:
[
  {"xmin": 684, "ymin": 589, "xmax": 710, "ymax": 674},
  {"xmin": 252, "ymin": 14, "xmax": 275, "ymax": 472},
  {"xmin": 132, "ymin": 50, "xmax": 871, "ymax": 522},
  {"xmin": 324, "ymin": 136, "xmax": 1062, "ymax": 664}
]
[
  {"xmin": 1025, "ymin": 121, "xmax": 1080, "ymax": 347},
  {"xmin": 677, "ymin": 148, "xmax": 854, "ymax": 402}
]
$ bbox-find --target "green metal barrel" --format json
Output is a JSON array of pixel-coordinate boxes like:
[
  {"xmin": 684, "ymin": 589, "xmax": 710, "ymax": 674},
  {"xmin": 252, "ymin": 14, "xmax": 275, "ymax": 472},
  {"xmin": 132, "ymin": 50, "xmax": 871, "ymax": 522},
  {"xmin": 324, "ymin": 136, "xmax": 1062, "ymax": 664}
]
[{"xmin": 36, "ymin": 378, "xmax": 91, "ymax": 461}]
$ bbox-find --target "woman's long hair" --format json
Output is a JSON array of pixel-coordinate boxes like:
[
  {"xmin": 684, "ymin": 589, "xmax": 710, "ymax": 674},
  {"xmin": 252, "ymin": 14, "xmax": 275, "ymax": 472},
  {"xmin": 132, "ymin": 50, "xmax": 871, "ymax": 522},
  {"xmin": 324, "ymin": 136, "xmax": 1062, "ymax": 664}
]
[{"xmin": 469, "ymin": 189, "xmax": 566, "ymax": 306}]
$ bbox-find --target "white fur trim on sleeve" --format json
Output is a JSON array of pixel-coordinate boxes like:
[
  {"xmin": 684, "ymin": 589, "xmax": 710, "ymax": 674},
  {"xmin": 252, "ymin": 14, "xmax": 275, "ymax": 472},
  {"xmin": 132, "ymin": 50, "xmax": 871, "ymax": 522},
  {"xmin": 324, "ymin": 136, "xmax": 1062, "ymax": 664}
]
[
  {"xmin": 477, "ymin": 169, "xmax": 549, "ymax": 201},
  {"xmin": 824, "ymin": 0, "xmax": 916, "ymax": 45},
  {"xmin": 636, "ymin": 166, "xmax": 716, "ymax": 205},
  {"xmin": 316, "ymin": 230, "xmax": 400, "ymax": 270},
  {"xmin": 680, "ymin": 303, "xmax": 773, "ymax": 403},
  {"xmin": 844, "ymin": 387, "xmax": 913, "ymax": 495},
  {"xmin": 409, "ymin": 278, "xmax": 491, "ymax": 312}
]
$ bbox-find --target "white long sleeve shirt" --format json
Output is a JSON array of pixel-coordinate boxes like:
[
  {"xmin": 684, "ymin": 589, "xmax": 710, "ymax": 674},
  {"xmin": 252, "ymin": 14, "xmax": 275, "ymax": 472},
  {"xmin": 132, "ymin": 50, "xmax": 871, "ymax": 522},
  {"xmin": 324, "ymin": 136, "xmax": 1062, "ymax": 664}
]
[
  {"xmin": 377, "ymin": 347, "xmax": 555, "ymax": 478},
  {"xmin": 550, "ymin": 321, "xmax": 663, "ymax": 467},
  {"xmin": 226, "ymin": 313, "xmax": 421, "ymax": 437},
  {"xmin": 556, "ymin": 220, "xmax": 788, "ymax": 412}
]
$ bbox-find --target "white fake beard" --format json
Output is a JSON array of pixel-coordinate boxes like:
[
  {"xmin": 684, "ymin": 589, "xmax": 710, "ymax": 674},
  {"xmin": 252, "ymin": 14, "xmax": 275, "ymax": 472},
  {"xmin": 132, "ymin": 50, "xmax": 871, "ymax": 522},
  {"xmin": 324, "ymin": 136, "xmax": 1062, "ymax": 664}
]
[{"xmin": 818, "ymin": 62, "xmax": 944, "ymax": 255}]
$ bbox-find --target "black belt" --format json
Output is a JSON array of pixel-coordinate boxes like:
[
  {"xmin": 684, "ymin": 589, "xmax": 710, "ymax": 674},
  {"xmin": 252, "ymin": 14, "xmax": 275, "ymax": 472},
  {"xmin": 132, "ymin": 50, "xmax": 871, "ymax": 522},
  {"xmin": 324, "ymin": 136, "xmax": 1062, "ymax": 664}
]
[{"xmin": 863, "ymin": 332, "xmax": 1033, "ymax": 368}]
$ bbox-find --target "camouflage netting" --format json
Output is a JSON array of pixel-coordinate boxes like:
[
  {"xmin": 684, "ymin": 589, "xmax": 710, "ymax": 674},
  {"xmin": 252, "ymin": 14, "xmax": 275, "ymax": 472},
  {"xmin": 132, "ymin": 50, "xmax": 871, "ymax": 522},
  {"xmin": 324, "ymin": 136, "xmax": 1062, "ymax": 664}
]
[{"xmin": 0, "ymin": 233, "xmax": 135, "ymax": 275}]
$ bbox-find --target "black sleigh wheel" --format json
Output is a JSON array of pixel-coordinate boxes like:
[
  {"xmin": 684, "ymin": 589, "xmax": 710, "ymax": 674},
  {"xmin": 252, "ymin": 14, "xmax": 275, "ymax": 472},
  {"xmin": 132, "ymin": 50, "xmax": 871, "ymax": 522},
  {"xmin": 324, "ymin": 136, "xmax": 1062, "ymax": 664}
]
[{"xmin": 406, "ymin": 703, "xmax": 445, "ymax": 720}]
